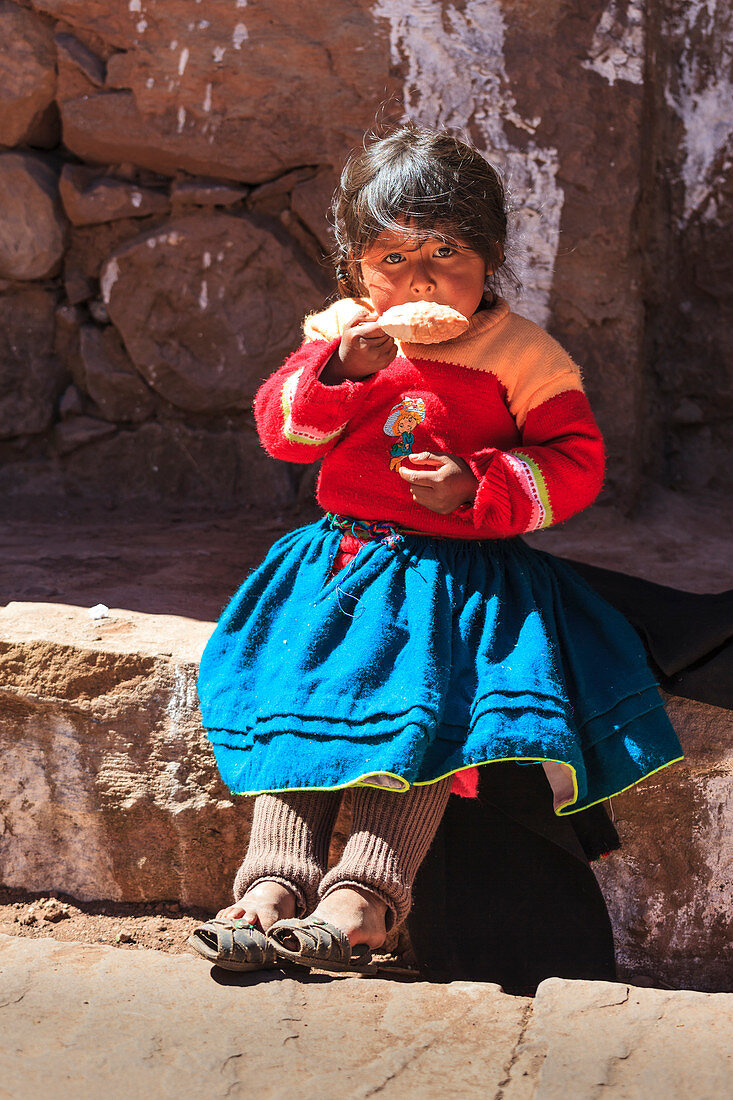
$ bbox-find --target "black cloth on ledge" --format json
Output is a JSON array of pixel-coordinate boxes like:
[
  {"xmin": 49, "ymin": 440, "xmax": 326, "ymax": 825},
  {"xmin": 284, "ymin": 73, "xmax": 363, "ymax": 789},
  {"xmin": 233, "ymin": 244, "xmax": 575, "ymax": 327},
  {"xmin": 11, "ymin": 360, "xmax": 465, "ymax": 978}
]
[
  {"xmin": 408, "ymin": 761, "xmax": 616, "ymax": 995},
  {"xmin": 408, "ymin": 560, "xmax": 732, "ymax": 991},
  {"xmin": 562, "ymin": 557, "xmax": 733, "ymax": 711}
]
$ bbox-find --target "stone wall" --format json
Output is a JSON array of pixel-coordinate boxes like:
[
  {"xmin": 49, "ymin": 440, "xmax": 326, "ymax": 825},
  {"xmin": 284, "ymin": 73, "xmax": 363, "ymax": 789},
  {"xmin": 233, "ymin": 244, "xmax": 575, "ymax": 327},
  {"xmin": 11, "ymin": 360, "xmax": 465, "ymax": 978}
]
[{"xmin": 0, "ymin": 0, "xmax": 731, "ymax": 508}]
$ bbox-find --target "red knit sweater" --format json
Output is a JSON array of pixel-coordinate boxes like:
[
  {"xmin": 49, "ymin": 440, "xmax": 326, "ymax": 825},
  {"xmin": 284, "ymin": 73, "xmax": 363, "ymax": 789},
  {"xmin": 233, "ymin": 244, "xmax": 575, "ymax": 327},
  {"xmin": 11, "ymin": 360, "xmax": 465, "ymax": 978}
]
[{"xmin": 254, "ymin": 297, "xmax": 605, "ymax": 538}]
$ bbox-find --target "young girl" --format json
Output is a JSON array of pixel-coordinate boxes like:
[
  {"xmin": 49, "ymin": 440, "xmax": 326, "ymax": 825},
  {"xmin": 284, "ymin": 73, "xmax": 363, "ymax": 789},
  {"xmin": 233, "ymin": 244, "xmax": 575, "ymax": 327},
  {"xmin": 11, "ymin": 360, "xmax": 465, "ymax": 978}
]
[{"xmin": 192, "ymin": 123, "xmax": 682, "ymax": 974}]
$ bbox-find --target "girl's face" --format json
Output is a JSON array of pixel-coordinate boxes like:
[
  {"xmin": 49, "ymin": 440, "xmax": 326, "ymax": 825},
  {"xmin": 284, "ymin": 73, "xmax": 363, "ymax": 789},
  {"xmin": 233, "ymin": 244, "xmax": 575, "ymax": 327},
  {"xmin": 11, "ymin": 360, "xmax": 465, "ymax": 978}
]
[
  {"xmin": 396, "ymin": 413, "xmax": 418, "ymax": 434},
  {"xmin": 358, "ymin": 227, "xmax": 488, "ymax": 318}
]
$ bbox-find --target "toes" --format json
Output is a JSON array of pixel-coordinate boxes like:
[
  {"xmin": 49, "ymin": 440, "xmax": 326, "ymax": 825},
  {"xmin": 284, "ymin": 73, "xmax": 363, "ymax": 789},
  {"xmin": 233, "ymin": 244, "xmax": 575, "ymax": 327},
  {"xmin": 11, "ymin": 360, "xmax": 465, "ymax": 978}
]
[
  {"xmin": 255, "ymin": 906, "xmax": 281, "ymax": 933},
  {"xmin": 216, "ymin": 903, "xmax": 247, "ymax": 921}
]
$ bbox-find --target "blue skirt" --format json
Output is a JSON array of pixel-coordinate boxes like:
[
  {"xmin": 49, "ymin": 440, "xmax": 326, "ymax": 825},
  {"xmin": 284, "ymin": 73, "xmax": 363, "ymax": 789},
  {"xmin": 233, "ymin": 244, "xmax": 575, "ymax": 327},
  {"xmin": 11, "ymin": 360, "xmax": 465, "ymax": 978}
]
[{"xmin": 198, "ymin": 518, "xmax": 682, "ymax": 813}]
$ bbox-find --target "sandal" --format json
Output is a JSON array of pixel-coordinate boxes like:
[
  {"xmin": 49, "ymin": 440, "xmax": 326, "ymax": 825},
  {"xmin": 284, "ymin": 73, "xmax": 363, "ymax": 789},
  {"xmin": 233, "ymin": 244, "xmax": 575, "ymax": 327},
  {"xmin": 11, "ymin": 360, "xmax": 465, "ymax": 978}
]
[
  {"xmin": 267, "ymin": 916, "xmax": 376, "ymax": 974},
  {"xmin": 188, "ymin": 917, "xmax": 279, "ymax": 972}
]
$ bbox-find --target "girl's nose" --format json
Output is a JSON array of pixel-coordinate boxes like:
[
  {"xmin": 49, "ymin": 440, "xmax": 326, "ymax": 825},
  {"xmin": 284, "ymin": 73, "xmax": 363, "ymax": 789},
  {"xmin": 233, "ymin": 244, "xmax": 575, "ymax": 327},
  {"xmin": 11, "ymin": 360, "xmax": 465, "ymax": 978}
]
[{"xmin": 410, "ymin": 259, "xmax": 435, "ymax": 296}]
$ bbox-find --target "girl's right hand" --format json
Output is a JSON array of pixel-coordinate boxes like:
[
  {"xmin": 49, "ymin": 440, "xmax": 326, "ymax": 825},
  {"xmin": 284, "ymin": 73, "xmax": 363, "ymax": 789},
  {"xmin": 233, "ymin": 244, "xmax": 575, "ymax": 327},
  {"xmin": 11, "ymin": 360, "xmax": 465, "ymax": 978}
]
[{"xmin": 320, "ymin": 309, "xmax": 397, "ymax": 384}]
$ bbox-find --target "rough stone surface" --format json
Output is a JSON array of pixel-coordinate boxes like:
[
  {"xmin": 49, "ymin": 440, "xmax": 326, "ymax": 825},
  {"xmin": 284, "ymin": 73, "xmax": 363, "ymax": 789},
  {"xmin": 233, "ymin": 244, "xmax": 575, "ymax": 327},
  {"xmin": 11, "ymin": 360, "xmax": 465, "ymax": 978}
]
[
  {"xmin": 53, "ymin": 413, "xmax": 117, "ymax": 454},
  {"xmin": 0, "ymin": 287, "xmax": 64, "ymax": 439},
  {"xmin": 290, "ymin": 168, "xmax": 339, "ymax": 254},
  {"xmin": 0, "ymin": 1, "xmax": 56, "ymax": 147},
  {"xmin": 0, "ymin": 934, "xmax": 528, "ymax": 1099},
  {"xmin": 1, "ymin": 936, "xmax": 731, "ymax": 1098},
  {"xmin": 0, "ymin": 602, "xmax": 236, "ymax": 909},
  {"xmin": 0, "ymin": 152, "xmax": 67, "ymax": 280},
  {"xmin": 170, "ymin": 177, "xmax": 249, "ymax": 208},
  {"xmin": 0, "ymin": 418, "xmax": 299, "ymax": 510},
  {"xmin": 505, "ymin": 977, "xmax": 733, "ymax": 1098},
  {"xmin": 593, "ymin": 695, "xmax": 733, "ymax": 993},
  {"xmin": 39, "ymin": 0, "xmax": 396, "ymax": 183},
  {"xmin": 59, "ymin": 164, "xmax": 169, "ymax": 226},
  {"xmin": 54, "ymin": 30, "xmax": 106, "ymax": 88},
  {"xmin": 79, "ymin": 323, "xmax": 156, "ymax": 423},
  {"xmin": 63, "ymin": 214, "xmax": 164, "ymax": 291},
  {"xmin": 646, "ymin": 2, "xmax": 733, "ymax": 493},
  {"xmin": 101, "ymin": 213, "xmax": 327, "ymax": 412}
]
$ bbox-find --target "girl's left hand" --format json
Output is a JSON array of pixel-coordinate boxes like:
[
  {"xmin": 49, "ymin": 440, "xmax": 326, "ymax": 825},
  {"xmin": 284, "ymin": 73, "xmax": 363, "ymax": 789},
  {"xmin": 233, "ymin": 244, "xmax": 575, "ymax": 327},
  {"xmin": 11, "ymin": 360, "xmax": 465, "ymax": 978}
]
[{"xmin": 398, "ymin": 452, "xmax": 479, "ymax": 514}]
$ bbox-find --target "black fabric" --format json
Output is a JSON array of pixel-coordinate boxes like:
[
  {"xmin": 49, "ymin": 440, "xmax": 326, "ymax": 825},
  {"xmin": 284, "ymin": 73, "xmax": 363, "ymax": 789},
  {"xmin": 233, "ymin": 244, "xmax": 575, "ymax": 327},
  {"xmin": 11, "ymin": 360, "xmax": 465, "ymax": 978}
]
[
  {"xmin": 560, "ymin": 557, "xmax": 733, "ymax": 711},
  {"xmin": 408, "ymin": 762, "xmax": 616, "ymax": 995},
  {"xmin": 557, "ymin": 556, "xmax": 732, "ymax": 858},
  {"xmin": 409, "ymin": 561, "xmax": 732, "ymax": 990}
]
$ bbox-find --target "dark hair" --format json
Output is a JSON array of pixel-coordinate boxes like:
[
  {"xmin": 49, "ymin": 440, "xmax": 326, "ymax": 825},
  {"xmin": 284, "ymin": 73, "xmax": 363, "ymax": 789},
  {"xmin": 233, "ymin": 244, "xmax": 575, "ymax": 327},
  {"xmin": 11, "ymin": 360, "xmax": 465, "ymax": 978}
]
[{"xmin": 332, "ymin": 122, "xmax": 507, "ymax": 298}]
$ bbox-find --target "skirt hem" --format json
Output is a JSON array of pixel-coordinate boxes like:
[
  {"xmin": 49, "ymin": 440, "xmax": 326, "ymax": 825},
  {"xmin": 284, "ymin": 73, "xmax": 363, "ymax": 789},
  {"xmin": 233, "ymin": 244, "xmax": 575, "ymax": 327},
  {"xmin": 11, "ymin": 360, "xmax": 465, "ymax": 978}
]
[{"xmin": 213, "ymin": 750, "xmax": 685, "ymax": 816}]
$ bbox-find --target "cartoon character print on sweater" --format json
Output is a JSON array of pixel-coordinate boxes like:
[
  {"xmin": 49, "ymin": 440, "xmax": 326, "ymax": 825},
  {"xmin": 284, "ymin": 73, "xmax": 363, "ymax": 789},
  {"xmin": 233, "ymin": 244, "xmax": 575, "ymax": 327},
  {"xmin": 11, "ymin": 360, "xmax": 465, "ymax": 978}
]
[{"xmin": 383, "ymin": 397, "xmax": 427, "ymax": 472}]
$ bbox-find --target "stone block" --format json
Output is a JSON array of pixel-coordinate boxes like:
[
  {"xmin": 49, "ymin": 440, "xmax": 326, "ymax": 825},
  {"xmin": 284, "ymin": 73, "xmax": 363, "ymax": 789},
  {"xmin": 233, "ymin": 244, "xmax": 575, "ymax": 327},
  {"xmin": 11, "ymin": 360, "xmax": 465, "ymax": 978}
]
[
  {"xmin": 0, "ymin": 286, "xmax": 65, "ymax": 439},
  {"xmin": 0, "ymin": 590, "xmax": 730, "ymax": 992},
  {"xmin": 506, "ymin": 977, "xmax": 733, "ymax": 1098},
  {"xmin": 594, "ymin": 695, "xmax": 733, "ymax": 993},
  {"xmin": 0, "ymin": 937, "xmax": 731, "ymax": 1097},
  {"xmin": 0, "ymin": 934, "xmax": 527, "ymax": 1098},
  {"xmin": 0, "ymin": 603, "xmax": 238, "ymax": 910},
  {"xmin": 60, "ymin": 165, "xmax": 169, "ymax": 227},
  {"xmin": 101, "ymin": 213, "xmax": 327, "ymax": 412},
  {"xmin": 40, "ymin": 0, "xmax": 396, "ymax": 183},
  {"xmin": 0, "ymin": 2, "xmax": 56, "ymax": 147},
  {"xmin": 0, "ymin": 153, "xmax": 67, "ymax": 280}
]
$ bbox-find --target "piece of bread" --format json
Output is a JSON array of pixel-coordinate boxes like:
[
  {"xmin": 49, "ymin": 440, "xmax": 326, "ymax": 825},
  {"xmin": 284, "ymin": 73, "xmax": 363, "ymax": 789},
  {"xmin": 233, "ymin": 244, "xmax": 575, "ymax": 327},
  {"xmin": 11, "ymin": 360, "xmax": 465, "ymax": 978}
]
[{"xmin": 378, "ymin": 301, "xmax": 469, "ymax": 344}]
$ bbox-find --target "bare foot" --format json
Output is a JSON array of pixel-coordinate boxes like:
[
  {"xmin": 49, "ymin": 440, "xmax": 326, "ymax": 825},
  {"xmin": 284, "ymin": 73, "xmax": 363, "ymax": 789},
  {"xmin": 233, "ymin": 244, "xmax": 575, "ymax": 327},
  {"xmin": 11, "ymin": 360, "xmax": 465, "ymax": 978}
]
[
  {"xmin": 216, "ymin": 880, "xmax": 297, "ymax": 932},
  {"xmin": 310, "ymin": 886, "xmax": 388, "ymax": 950}
]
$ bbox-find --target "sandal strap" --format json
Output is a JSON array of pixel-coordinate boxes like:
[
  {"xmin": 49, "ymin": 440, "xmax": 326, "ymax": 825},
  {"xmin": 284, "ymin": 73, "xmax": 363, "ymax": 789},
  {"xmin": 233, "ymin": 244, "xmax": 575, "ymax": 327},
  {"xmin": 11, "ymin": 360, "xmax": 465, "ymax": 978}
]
[
  {"xmin": 268, "ymin": 917, "xmax": 352, "ymax": 965},
  {"xmin": 191, "ymin": 919, "xmax": 274, "ymax": 966}
]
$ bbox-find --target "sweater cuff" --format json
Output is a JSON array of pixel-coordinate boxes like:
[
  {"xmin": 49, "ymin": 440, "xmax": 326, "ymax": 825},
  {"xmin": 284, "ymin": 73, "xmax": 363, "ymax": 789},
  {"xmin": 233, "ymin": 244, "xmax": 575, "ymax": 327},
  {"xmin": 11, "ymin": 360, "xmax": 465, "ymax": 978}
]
[
  {"xmin": 297, "ymin": 338, "xmax": 376, "ymax": 409},
  {"xmin": 462, "ymin": 450, "xmax": 513, "ymax": 530}
]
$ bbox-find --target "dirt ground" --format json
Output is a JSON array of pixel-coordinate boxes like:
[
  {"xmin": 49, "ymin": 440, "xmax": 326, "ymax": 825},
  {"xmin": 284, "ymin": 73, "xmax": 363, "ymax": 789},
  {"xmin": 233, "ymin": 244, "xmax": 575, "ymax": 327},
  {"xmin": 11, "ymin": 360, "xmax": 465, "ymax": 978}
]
[
  {"xmin": 1, "ymin": 484, "xmax": 730, "ymax": 960},
  {"xmin": 0, "ymin": 886, "xmax": 207, "ymax": 957}
]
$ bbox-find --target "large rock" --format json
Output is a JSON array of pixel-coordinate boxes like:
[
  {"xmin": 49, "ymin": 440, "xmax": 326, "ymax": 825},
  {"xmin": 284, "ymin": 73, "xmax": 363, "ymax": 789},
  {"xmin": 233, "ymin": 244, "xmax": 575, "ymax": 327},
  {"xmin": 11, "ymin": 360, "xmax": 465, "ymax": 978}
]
[
  {"xmin": 0, "ymin": 153, "xmax": 67, "ymax": 280},
  {"xmin": 0, "ymin": 935, "xmax": 528, "ymax": 1098},
  {"xmin": 78, "ymin": 324, "xmax": 156, "ymax": 422},
  {"xmin": 0, "ymin": 604, "xmax": 235, "ymax": 909},
  {"xmin": 594, "ymin": 695, "xmax": 733, "ymax": 993},
  {"xmin": 508, "ymin": 977, "xmax": 733, "ymax": 1097},
  {"xmin": 1, "ymin": 939, "xmax": 731, "ymax": 1098},
  {"xmin": 0, "ymin": 2, "xmax": 57, "ymax": 147},
  {"xmin": 34, "ymin": 0, "xmax": 396, "ymax": 183},
  {"xmin": 101, "ymin": 214, "xmax": 327, "ymax": 412},
  {"xmin": 60, "ymin": 164, "xmax": 169, "ymax": 227},
  {"xmin": 0, "ymin": 287, "xmax": 65, "ymax": 439}
]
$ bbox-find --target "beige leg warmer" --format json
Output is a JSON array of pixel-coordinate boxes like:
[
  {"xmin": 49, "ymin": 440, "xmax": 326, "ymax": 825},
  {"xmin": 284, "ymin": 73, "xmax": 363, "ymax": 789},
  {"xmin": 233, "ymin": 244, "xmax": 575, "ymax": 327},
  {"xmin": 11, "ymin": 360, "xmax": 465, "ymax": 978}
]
[
  {"xmin": 233, "ymin": 790, "xmax": 341, "ymax": 916},
  {"xmin": 318, "ymin": 778, "xmax": 453, "ymax": 927}
]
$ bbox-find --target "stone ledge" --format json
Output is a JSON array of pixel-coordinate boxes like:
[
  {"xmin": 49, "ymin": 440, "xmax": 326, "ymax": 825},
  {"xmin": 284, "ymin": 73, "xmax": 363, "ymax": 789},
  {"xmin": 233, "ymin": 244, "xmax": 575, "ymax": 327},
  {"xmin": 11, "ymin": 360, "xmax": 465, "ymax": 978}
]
[
  {"xmin": 0, "ymin": 601, "xmax": 236, "ymax": 910},
  {"xmin": 1, "ymin": 598, "xmax": 731, "ymax": 990},
  {"xmin": 1, "ymin": 935, "xmax": 731, "ymax": 1098}
]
